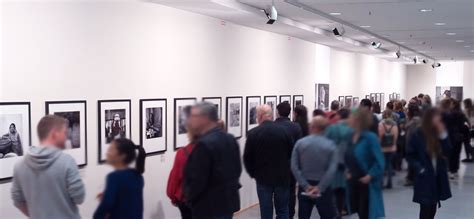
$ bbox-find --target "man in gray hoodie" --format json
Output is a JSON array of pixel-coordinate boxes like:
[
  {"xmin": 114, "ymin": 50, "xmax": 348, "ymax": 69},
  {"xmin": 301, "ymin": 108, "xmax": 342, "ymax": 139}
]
[{"xmin": 11, "ymin": 115, "xmax": 85, "ymax": 219}]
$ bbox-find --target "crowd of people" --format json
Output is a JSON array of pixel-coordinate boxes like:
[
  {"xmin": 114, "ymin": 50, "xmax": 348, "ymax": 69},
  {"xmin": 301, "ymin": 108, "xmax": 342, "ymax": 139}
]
[{"xmin": 9, "ymin": 93, "xmax": 474, "ymax": 219}]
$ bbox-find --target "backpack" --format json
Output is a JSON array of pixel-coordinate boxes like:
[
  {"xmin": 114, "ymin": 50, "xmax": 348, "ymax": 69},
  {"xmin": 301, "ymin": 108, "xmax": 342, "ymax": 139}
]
[{"xmin": 381, "ymin": 122, "xmax": 395, "ymax": 148}]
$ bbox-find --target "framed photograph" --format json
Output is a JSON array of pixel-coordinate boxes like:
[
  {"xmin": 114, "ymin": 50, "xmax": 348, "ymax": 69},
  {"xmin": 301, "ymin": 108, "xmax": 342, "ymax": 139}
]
[
  {"xmin": 381, "ymin": 93, "xmax": 385, "ymax": 108},
  {"xmin": 226, "ymin": 96, "xmax": 243, "ymax": 138},
  {"xmin": 293, "ymin": 95, "xmax": 304, "ymax": 108},
  {"xmin": 246, "ymin": 96, "xmax": 261, "ymax": 133},
  {"xmin": 352, "ymin": 97, "xmax": 360, "ymax": 108},
  {"xmin": 279, "ymin": 95, "xmax": 291, "ymax": 104},
  {"xmin": 344, "ymin": 96, "xmax": 353, "ymax": 108},
  {"xmin": 202, "ymin": 97, "xmax": 222, "ymax": 119},
  {"xmin": 389, "ymin": 94, "xmax": 394, "ymax": 101},
  {"xmin": 174, "ymin": 98, "xmax": 197, "ymax": 150},
  {"xmin": 0, "ymin": 102, "xmax": 31, "ymax": 180},
  {"xmin": 316, "ymin": 83, "xmax": 330, "ymax": 110},
  {"xmin": 264, "ymin": 96, "xmax": 278, "ymax": 120},
  {"xmin": 139, "ymin": 99, "xmax": 167, "ymax": 155},
  {"xmin": 338, "ymin": 96, "xmax": 345, "ymax": 107},
  {"xmin": 46, "ymin": 101, "xmax": 87, "ymax": 166},
  {"xmin": 98, "ymin": 100, "xmax": 131, "ymax": 163},
  {"xmin": 370, "ymin": 93, "xmax": 376, "ymax": 103},
  {"xmin": 396, "ymin": 93, "xmax": 401, "ymax": 100}
]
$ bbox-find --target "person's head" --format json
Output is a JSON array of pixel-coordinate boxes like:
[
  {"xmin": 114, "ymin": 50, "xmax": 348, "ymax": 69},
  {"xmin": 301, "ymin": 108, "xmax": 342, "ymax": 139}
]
[
  {"xmin": 276, "ymin": 102, "xmax": 291, "ymax": 118},
  {"xmin": 421, "ymin": 108, "xmax": 443, "ymax": 158},
  {"xmin": 359, "ymin": 99, "xmax": 372, "ymax": 110},
  {"xmin": 440, "ymin": 98, "xmax": 453, "ymax": 112},
  {"xmin": 337, "ymin": 108, "xmax": 351, "ymax": 120},
  {"xmin": 422, "ymin": 95, "xmax": 432, "ymax": 105},
  {"xmin": 113, "ymin": 113, "xmax": 120, "ymax": 121},
  {"xmin": 401, "ymin": 99, "xmax": 407, "ymax": 107},
  {"xmin": 452, "ymin": 99, "xmax": 461, "ymax": 112},
  {"xmin": 463, "ymin": 98, "xmax": 473, "ymax": 110},
  {"xmin": 217, "ymin": 119, "xmax": 226, "ymax": 133},
  {"xmin": 9, "ymin": 123, "xmax": 16, "ymax": 134},
  {"xmin": 312, "ymin": 109, "xmax": 326, "ymax": 117},
  {"xmin": 382, "ymin": 110, "xmax": 394, "ymax": 120},
  {"xmin": 444, "ymin": 90, "xmax": 452, "ymax": 98},
  {"xmin": 417, "ymin": 93, "xmax": 424, "ymax": 100},
  {"xmin": 257, "ymin": 105, "xmax": 273, "ymax": 124},
  {"xmin": 37, "ymin": 115, "xmax": 69, "ymax": 149},
  {"xmin": 189, "ymin": 102, "xmax": 218, "ymax": 134},
  {"xmin": 394, "ymin": 101, "xmax": 403, "ymax": 112},
  {"xmin": 106, "ymin": 138, "xmax": 146, "ymax": 174},
  {"xmin": 407, "ymin": 103, "xmax": 421, "ymax": 119},
  {"xmin": 348, "ymin": 108, "xmax": 373, "ymax": 132},
  {"xmin": 310, "ymin": 116, "xmax": 329, "ymax": 135},
  {"xmin": 372, "ymin": 102, "xmax": 381, "ymax": 114},
  {"xmin": 330, "ymin": 100, "xmax": 340, "ymax": 111},
  {"xmin": 293, "ymin": 105, "xmax": 308, "ymax": 121},
  {"xmin": 386, "ymin": 101, "xmax": 394, "ymax": 110}
]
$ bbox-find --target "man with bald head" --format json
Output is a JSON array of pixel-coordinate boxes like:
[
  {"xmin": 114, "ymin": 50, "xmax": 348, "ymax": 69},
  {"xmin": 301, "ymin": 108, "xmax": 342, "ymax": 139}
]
[
  {"xmin": 244, "ymin": 105, "xmax": 294, "ymax": 219},
  {"xmin": 291, "ymin": 116, "xmax": 338, "ymax": 219}
]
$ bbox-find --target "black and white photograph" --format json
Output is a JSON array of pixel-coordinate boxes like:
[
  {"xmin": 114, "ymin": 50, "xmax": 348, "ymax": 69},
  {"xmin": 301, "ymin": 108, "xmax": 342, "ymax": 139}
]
[
  {"xmin": 389, "ymin": 93, "xmax": 394, "ymax": 101},
  {"xmin": 370, "ymin": 93, "xmax": 376, "ymax": 103},
  {"xmin": 174, "ymin": 98, "xmax": 196, "ymax": 150},
  {"xmin": 338, "ymin": 96, "xmax": 345, "ymax": 107},
  {"xmin": 293, "ymin": 95, "xmax": 304, "ymax": 108},
  {"xmin": 436, "ymin": 86, "xmax": 463, "ymax": 103},
  {"xmin": 0, "ymin": 102, "xmax": 31, "ymax": 180},
  {"xmin": 46, "ymin": 101, "xmax": 87, "ymax": 166},
  {"xmin": 264, "ymin": 96, "xmax": 278, "ymax": 120},
  {"xmin": 344, "ymin": 96, "xmax": 353, "ymax": 108},
  {"xmin": 140, "ymin": 99, "xmax": 167, "ymax": 155},
  {"xmin": 226, "ymin": 96, "xmax": 243, "ymax": 138},
  {"xmin": 279, "ymin": 95, "xmax": 291, "ymax": 104},
  {"xmin": 246, "ymin": 96, "xmax": 261, "ymax": 133},
  {"xmin": 202, "ymin": 97, "xmax": 222, "ymax": 119},
  {"xmin": 316, "ymin": 83, "xmax": 330, "ymax": 110},
  {"xmin": 352, "ymin": 97, "xmax": 360, "ymax": 107},
  {"xmin": 98, "ymin": 100, "xmax": 131, "ymax": 163}
]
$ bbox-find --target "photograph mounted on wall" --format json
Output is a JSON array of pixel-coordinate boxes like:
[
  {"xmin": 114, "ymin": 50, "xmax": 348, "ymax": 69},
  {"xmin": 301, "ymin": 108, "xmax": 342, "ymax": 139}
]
[
  {"xmin": 226, "ymin": 96, "xmax": 243, "ymax": 138},
  {"xmin": 338, "ymin": 96, "xmax": 345, "ymax": 108},
  {"xmin": 352, "ymin": 97, "xmax": 360, "ymax": 107},
  {"xmin": 174, "ymin": 98, "xmax": 197, "ymax": 150},
  {"xmin": 264, "ymin": 96, "xmax": 278, "ymax": 120},
  {"xmin": 436, "ymin": 86, "xmax": 463, "ymax": 103},
  {"xmin": 202, "ymin": 97, "xmax": 222, "ymax": 119},
  {"xmin": 140, "ymin": 99, "xmax": 167, "ymax": 155},
  {"xmin": 293, "ymin": 95, "xmax": 304, "ymax": 108},
  {"xmin": 46, "ymin": 101, "xmax": 87, "ymax": 166},
  {"xmin": 315, "ymin": 83, "xmax": 330, "ymax": 110},
  {"xmin": 279, "ymin": 95, "xmax": 291, "ymax": 104},
  {"xmin": 344, "ymin": 96, "xmax": 353, "ymax": 108},
  {"xmin": 0, "ymin": 102, "xmax": 31, "ymax": 180},
  {"xmin": 246, "ymin": 96, "xmax": 261, "ymax": 134},
  {"xmin": 98, "ymin": 99, "xmax": 131, "ymax": 163}
]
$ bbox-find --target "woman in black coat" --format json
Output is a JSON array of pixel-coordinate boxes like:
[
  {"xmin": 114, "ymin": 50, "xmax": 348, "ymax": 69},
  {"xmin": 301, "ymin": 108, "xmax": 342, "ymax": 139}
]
[{"xmin": 407, "ymin": 108, "xmax": 452, "ymax": 219}]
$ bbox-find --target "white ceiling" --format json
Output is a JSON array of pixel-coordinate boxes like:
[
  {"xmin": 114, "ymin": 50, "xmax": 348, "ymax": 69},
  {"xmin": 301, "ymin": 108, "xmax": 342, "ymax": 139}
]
[{"xmin": 150, "ymin": 0, "xmax": 474, "ymax": 62}]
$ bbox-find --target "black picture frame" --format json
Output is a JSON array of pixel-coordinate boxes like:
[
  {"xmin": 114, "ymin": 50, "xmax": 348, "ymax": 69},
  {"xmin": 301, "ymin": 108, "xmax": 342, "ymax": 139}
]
[
  {"xmin": 279, "ymin": 95, "xmax": 291, "ymax": 104},
  {"xmin": 344, "ymin": 95, "xmax": 353, "ymax": 108},
  {"xmin": 264, "ymin": 95, "xmax": 278, "ymax": 119},
  {"xmin": 202, "ymin": 97, "xmax": 222, "ymax": 119},
  {"xmin": 293, "ymin": 95, "xmax": 304, "ymax": 108},
  {"xmin": 246, "ymin": 96, "xmax": 261, "ymax": 135},
  {"xmin": 139, "ymin": 98, "xmax": 167, "ymax": 156},
  {"xmin": 338, "ymin": 96, "xmax": 345, "ymax": 107},
  {"xmin": 174, "ymin": 98, "xmax": 197, "ymax": 150},
  {"xmin": 226, "ymin": 96, "xmax": 243, "ymax": 139},
  {"xmin": 45, "ymin": 100, "xmax": 88, "ymax": 167},
  {"xmin": 98, "ymin": 99, "xmax": 131, "ymax": 163}
]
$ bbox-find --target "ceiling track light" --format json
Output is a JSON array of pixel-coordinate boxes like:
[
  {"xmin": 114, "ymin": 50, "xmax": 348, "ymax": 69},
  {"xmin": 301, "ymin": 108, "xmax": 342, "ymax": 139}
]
[
  {"xmin": 263, "ymin": 0, "xmax": 277, "ymax": 25},
  {"xmin": 395, "ymin": 49, "xmax": 401, "ymax": 59},
  {"xmin": 332, "ymin": 26, "xmax": 345, "ymax": 37},
  {"xmin": 371, "ymin": 41, "xmax": 381, "ymax": 49},
  {"xmin": 413, "ymin": 56, "xmax": 418, "ymax": 64},
  {"xmin": 432, "ymin": 62, "xmax": 441, "ymax": 68},
  {"xmin": 422, "ymin": 59, "xmax": 428, "ymax": 64}
]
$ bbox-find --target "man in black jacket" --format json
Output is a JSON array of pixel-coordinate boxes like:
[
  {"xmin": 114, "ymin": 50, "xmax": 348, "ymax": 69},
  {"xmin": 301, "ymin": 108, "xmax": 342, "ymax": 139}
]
[
  {"xmin": 244, "ymin": 105, "xmax": 294, "ymax": 219},
  {"xmin": 184, "ymin": 102, "xmax": 242, "ymax": 219},
  {"xmin": 274, "ymin": 102, "xmax": 302, "ymax": 219}
]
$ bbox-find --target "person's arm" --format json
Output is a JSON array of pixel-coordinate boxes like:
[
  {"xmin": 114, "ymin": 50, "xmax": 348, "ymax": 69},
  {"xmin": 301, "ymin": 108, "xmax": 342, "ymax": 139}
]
[
  {"xmin": 440, "ymin": 132, "xmax": 452, "ymax": 159},
  {"xmin": 290, "ymin": 141, "xmax": 309, "ymax": 190},
  {"xmin": 184, "ymin": 142, "xmax": 211, "ymax": 204},
  {"xmin": 318, "ymin": 145, "xmax": 338, "ymax": 192},
  {"xmin": 11, "ymin": 167, "xmax": 29, "ymax": 217},
  {"xmin": 378, "ymin": 123, "xmax": 384, "ymax": 142},
  {"xmin": 406, "ymin": 132, "xmax": 423, "ymax": 174},
  {"xmin": 65, "ymin": 157, "xmax": 85, "ymax": 205},
  {"xmin": 393, "ymin": 125, "xmax": 399, "ymax": 147},
  {"xmin": 166, "ymin": 149, "xmax": 184, "ymax": 204},
  {"xmin": 243, "ymin": 134, "xmax": 256, "ymax": 178},
  {"xmin": 93, "ymin": 174, "xmax": 118, "ymax": 219}
]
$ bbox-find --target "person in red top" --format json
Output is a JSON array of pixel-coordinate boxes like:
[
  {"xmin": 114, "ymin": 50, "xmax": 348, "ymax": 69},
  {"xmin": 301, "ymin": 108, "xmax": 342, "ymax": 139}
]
[
  {"xmin": 325, "ymin": 100, "xmax": 341, "ymax": 124},
  {"xmin": 167, "ymin": 107, "xmax": 197, "ymax": 219}
]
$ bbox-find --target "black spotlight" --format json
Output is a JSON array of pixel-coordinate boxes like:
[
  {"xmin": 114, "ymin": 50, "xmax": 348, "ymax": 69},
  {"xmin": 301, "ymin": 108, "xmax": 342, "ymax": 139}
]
[
  {"xmin": 432, "ymin": 62, "xmax": 441, "ymax": 68},
  {"xmin": 333, "ymin": 27, "xmax": 344, "ymax": 36}
]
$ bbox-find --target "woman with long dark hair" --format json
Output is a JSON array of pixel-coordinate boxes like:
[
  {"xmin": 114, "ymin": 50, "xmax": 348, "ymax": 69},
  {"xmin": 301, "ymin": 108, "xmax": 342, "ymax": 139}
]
[
  {"xmin": 294, "ymin": 105, "xmax": 309, "ymax": 136},
  {"xmin": 94, "ymin": 138, "xmax": 146, "ymax": 219},
  {"xmin": 462, "ymin": 98, "xmax": 474, "ymax": 162},
  {"xmin": 407, "ymin": 108, "xmax": 451, "ymax": 219}
]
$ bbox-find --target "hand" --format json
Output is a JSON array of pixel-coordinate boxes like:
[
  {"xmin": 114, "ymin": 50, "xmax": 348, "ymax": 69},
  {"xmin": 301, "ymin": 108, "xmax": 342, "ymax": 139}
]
[
  {"xmin": 346, "ymin": 172, "xmax": 352, "ymax": 180},
  {"xmin": 96, "ymin": 193, "xmax": 104, "ymax": 201},
  {"xmin": 305, "ymin": 186, "xmax": 320, "ymax": 198},
  {"xmin": 359, "ymin": 175, "xmax": 372, "ymax": 184}
]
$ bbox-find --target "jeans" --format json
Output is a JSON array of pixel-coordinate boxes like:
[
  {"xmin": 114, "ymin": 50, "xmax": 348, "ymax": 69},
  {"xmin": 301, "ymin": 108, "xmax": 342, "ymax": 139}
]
[
  {"xmin": 298, "ymin": 182, "xmax": 336, "ymax": 219},
  {"xmin": 384, "ymin": 152, "xmax": 394, "ymax": 187},
  {"xmin": 256, "ymin": 182, "xmax": 290, "ymax": 219},
  {"xmin": 419, "ymin": 204, "xmax": 437, "ymax": 219}
]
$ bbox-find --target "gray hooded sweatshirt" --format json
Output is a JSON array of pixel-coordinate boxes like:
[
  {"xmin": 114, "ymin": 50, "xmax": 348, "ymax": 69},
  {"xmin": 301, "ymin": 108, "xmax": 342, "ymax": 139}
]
[{"xmin": 11, "ymin": 146, "xmax": 85, "ymax": 219}]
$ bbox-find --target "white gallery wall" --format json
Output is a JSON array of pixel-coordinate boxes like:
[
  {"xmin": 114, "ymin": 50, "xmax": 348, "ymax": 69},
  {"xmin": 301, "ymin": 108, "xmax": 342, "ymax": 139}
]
[{"xmin": 1, "ymin": 1, "xmax": 407, "ymax": 219}]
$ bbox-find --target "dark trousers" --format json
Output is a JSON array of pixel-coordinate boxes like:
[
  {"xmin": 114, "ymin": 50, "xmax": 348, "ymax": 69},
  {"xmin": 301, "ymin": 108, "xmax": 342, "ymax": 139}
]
[
  {"xmin": 289, "ymin": 177, "xmax": 296, "ymax": 219},
  {"xmin": 194, "ymin": 216, "xmax": 232, "ymax": 219},
  {"xmin": 177, "ymin": 202, "xmax": 192, "ymax": 219},
  {"xmin": 298, "ymin": 184, "xmax": 336, "ymax": 219},
  {"xmin": 419, "ymin": 204, "xmax": 437, "ymax": 219},
  {"xmin": 463, "ymin": 133, "xmax": 473, "ymax": 159},
  {"xmin": 334, "ymin": 188, "xmax": 345, "ymax": 217},
  {"xmin": 256, "ymin": 182, "xmax": 290, "ymax": 219},
  {"xmin": 449, "ymin": 141, "xmax": 463, "ymax": 173},
  {"xmin": 349, "ymin": 180, "xmax": 369, "ymax": 219},
  {"xmin": 384, "ymin": 152, "xmax": 394, "ymax": 187}
]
